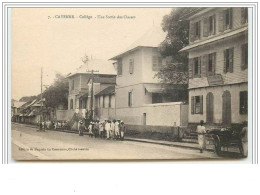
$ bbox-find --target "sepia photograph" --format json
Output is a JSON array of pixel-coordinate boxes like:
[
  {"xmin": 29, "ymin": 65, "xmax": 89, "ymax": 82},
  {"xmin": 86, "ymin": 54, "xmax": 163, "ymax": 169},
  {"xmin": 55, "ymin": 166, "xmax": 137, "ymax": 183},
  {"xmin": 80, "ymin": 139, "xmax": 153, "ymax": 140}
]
[{"xmin": 11, "ymin": 7, "xmax": 249, "ymax": 161}]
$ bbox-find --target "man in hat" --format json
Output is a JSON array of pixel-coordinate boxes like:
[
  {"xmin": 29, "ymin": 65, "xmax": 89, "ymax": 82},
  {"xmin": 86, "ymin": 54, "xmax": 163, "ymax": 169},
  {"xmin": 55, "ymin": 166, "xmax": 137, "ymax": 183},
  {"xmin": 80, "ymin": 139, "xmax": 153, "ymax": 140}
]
[
  {"xmin": 119, "ymin": 120, "xmax": 126, "ymax": 141},
  {"xmin": 197, "ymin": 120, "xmax": 206, "ymax": 153}
]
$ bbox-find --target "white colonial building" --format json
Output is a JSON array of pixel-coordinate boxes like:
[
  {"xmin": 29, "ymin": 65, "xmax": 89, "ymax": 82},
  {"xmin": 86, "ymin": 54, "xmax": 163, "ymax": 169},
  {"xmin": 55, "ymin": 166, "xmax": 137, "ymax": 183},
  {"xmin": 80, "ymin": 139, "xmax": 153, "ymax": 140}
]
[{"xmin": 180, "ymin": 7, "xmax": 248, "ymax": 128}]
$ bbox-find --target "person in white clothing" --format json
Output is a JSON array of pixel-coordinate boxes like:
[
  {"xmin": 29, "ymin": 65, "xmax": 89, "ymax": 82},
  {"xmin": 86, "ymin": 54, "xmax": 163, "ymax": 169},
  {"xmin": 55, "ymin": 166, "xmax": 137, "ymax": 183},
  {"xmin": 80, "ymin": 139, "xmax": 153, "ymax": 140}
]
[
  {"xmin": 110, "ymin": 120, "xmax": 115, "ymax": 139},
  {"xmin": 114, "ymin": 120, "xmax": 120, "ymax": 139},
  {"xmin": 240, "ymin": 121, "xmax": 248, "ymax": 157},
  {"xmin": 99, "ymin": 121, "xmax": 104, "ymax": 138},
  {"xmin": 88, "ymin": 122, "xmax": 93, "ymax": 138},
  {"xmin": 105, "ymin": 120, "xmax": 111, "ymax": 140},
  {"xmin": 197, "ymin": 120, "xmax": 206, "ymax": 153}
]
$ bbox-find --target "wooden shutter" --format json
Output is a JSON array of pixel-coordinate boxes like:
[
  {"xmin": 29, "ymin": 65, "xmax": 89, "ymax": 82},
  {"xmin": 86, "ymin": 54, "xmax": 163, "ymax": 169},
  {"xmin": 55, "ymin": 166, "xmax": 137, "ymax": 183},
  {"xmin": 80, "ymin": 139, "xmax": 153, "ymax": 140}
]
[
  {"xmin": 202, "ymin": 54, "xmax": 208, "ymax": 77},
  {"xmin": 212, "ymin": 52, "xmax": 216, "ymax": 75},
  {"xmin": 188, "ymin": 58, "xmax": 194, "ymax": 79},
  {"xmin": 241, "ymin": 8, "xmax": 246, "ymax": 24},
  {"xmin": 190, "ymin": 22, "xmax": 195, "ymax": 42},
  {"xmin": 203, "ymin": 17, "xmax": 209, "ymax": 37},
  {"xmin": 218, "ymin": 10, "xmax": 224, "ymax": 32},
  {"xmin": 129, "ymin": 59, "xmax": 134, "ymax": 74},
  {"xmin": 132, "ymin": 59, "xmax": 134, "ymax": 73},
  {"xmin": 152, "ymin": 56, "xmax": 157, "ymax": 71},
  {"xmin": 212, "ymin": 15, "xmax": 216, "ymax": 35},
  {"xmin": 223, "ymin": 49, "xmax": 227, "ymax": 73},
  {"xmin": 117, "ymin": 59, "xmax": 122, "ymax": 75},
  {"xmin": 200, "ymin": 95, "xmax": 203, "ymax": 114},
  {"xmin": 128, "ymin": 92, "xmax": 130, "ymax": 107},
  {"xmin": 191, "ymin": 96, "xmax": 195, "ymax": 114},
  {"xmin": 229, "ymin": 8, "xmax": 233, "ymax": 29},
  {"xmin": 241, "ymin": 44, "xmax": 245, "ymax": 70},
  {"xmin": 198, "ymin": 57, "xmax": 202, "ymax": 77},
  {"xmin": 198, "ymin": 21, "xmax": 201, "ymax": 39},
  {"xmin": 229, "ymin": 48, "xmax": 234, "ymax": 73}
]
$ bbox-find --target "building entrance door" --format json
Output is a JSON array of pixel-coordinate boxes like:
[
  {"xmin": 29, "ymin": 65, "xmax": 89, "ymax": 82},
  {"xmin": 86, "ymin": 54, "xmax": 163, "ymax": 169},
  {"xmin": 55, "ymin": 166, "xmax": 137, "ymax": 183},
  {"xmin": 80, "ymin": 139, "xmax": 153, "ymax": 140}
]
[
  {"xmin": 222, "ymin": 91, "xmax": 231, "ymax": 126},
  {"xmin": 206, "ymin": 92, "xmax": 214, "ymax": 124}
]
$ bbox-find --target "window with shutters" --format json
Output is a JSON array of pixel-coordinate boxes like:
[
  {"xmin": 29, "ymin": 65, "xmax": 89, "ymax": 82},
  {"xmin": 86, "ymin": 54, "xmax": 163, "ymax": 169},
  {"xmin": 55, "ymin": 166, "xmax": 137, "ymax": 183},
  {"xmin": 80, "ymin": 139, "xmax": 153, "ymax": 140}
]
[
  {"xmin": 224, "ymin": 48, "xmax": 234, "ymax": 73},
  {"xmin": 152, "ymin": 56, "xmax": 162, "ymax": 71},
  {"xmin": 224, "ymin": 8, "xmax": 233, "ymax": 30},
  {"xmin": 70, "ymin": 99, "xmax": 73, "ymax": 109},
  {"xmin": 209, "ymin": 15, "xmax": 216, "ymax": 35},
  {"xmin": 191, "ymin": 96, "xmax": 203, "ymax": 114},
  {"xmin": 129, "ymin": 59, "xmax": 134, "ymax": 74},
  {"xmin": 241, "ymin": 8, "xmax": 248, "ymax": 24},
  {"xmin": 194, "ymin": 57, "xmax": 201, "ymax": 77},
  {"xmin": 241, "ymin": 43, "xmax": 248, "ymax": 70},
  {"xmin": 103, "ymin": 95, "xmax": 105, "ymax": 108},
  {"xmin": 240, "ymin": 91, "xmax": 248, "ymax": 114},
  {"xmin": 108, "ymin": 95, "xmax": 112, "ymax": 108},
  {"xmin": 98, "ymin": 97, "xmax": 100, "ymax": 108},
  {"xmin": 204, "ymin": 15, "xmax": 216, "ymax": 37},
  {"xmin": 128, "ymin": 91, "xmax": 133, "ymax": 107},
  {"xmin": 208, "ymin": 53, "xmax": 216, "ymax": 76},
  {"xmin": 117, "ymin": 59, "xmax": 123, "ymax": 76},
  {"xmin": 195, "ymin": 21, "xmax": 201, "ymax": 40}
]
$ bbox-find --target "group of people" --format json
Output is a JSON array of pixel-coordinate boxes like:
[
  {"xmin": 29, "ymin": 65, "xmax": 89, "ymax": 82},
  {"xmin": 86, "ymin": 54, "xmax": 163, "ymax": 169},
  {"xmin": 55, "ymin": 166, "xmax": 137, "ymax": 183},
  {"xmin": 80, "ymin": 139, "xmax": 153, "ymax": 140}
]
[
  {"xmin": 79, "ymin": 119, "xmax": 126, "ymax": 141},
  {"xmin": 39, "ymin": 120, "xmax": 69, "ymax": 130}
]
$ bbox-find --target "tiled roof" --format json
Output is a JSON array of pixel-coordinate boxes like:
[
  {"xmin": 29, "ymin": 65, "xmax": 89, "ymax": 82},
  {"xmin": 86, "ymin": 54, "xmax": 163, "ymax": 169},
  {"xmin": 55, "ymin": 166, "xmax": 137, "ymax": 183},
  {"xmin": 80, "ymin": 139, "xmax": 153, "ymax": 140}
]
[
  {"xmin": 95, "ymin": 86, "xmax": 115, "ymax": 96},
  {"xmin": 110, "ymin": 26, "xmax": 167, "ymax": 60},
  {"xmin": 12, "ymin": 101, "xmax": 27, "ymax": 108},
  {"xmin": 68, "ymin": 59, "xmax": 117, "ymax": 77}
]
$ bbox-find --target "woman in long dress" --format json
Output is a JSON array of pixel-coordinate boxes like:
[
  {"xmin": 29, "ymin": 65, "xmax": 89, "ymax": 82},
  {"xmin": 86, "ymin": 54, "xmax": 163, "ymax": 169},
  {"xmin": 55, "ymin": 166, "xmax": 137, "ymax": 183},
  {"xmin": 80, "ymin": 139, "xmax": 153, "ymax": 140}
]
[{"xmin": 197, "ymin": 120, "xmax": 206, "ymax": 153}]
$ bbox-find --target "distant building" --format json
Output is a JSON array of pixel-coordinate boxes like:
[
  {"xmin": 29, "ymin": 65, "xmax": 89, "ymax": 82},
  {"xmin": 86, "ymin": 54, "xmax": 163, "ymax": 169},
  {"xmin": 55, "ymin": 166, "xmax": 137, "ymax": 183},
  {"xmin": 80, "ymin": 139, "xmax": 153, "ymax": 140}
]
[
  {"xmin": 11, "ymin": 100, "xmax": 27, "ymax": 122},
  {"xmin": 57, "ymin": 59, "xmax": 117, "ymax": 121},
  {"xmin": 18, "ymin": 98, "xmax": 46, "ymax": 124},
  {"xmin": 110, "ymin": 26, "xmax": 188, "ymax": 128},
  {"xmin": 95, "ymin": 85, "xmax": 116, "ymax": 121},
  {"xmin": 180, "ymin": 8, "xmax": 248, "ymax": 127}
]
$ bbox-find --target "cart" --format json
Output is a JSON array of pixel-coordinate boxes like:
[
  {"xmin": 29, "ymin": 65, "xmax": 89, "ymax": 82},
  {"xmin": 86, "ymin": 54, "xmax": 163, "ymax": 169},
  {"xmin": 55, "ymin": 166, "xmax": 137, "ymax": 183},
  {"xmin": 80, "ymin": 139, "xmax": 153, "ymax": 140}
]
[{"xmin": 208, "ymin": 128, "xmax": 243, "ymax": 156}]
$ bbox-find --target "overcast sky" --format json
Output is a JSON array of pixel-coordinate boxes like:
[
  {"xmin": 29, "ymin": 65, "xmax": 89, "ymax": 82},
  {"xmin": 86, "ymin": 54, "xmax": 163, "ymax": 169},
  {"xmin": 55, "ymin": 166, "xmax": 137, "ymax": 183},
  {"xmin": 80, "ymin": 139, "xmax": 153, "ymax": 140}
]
[{"xmin": 11, "ymin": 8, "xmax": 172, "ymax": 100}]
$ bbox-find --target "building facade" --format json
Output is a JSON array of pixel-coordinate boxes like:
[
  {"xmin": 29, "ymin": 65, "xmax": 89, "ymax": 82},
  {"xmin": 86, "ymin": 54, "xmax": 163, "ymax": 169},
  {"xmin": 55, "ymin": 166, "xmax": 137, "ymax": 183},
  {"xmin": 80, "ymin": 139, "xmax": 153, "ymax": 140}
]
[
  {"xmin": 11, "ymin": 100, "xmax": 27, "ymax": 122},
  {"xmin": 110, "ymin": 26, "xmax": 188, "ymax": 127},
  {"xmin": 180, "ymin": 8, "xmax": 248, "ymax": 127},
  {"xmin": 95, "ymin": 86, "xmax": 116, "ymax": 121},
  {"xmin": 57, "ymin": 59, "xmax": 117, "ymax": 121}
]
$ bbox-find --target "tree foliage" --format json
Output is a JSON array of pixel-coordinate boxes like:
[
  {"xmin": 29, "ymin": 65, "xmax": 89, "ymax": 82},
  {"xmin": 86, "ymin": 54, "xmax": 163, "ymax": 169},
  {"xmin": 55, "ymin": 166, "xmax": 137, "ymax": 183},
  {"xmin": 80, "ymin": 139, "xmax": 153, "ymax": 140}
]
[
  {"xmin": 155, "ymin": 8, "xmax": 191, "ymax": 85},
  {"xmin": 42, "ymin": 73, "xmax": 69, "ymax": 109}
]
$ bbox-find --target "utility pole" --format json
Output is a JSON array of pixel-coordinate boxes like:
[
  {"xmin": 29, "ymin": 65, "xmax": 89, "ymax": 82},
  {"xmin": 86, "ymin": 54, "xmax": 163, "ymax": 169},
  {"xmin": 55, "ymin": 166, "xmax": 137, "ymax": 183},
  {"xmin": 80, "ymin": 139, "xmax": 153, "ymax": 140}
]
[
  {"xmin": 39, "ymin": 67, "xmax": 45, "ymax": 131},
  {"xmin": 86, "ymin": 69, "xmax": 99, "ymax": 120}
]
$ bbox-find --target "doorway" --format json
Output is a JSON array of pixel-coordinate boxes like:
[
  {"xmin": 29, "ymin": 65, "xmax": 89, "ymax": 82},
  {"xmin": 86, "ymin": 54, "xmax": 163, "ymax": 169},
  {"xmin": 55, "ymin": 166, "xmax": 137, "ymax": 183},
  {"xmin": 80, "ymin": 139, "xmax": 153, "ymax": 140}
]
[
  {"xmin": 206, "ymin": 92, "xmax": 214, "ymax": 124},
  {"xmin": 222, "ymin": 90, "xmax": 231, "ymax": 126}
]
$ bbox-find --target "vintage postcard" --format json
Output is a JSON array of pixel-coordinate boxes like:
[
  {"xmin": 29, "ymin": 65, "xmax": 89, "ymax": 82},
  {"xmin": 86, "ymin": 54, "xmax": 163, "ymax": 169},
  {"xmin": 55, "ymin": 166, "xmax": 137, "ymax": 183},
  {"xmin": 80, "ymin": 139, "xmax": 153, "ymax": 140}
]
[{"xmin": 11, "ymin": 7, "xmax": 249, "ymax": 160}]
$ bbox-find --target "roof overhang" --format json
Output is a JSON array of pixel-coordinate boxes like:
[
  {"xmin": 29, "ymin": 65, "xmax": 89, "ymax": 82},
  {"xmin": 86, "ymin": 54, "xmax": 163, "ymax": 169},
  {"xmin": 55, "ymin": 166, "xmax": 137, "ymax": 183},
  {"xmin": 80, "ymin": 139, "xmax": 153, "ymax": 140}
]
[
  {"xmin": 180, "ymin": 27, "xmax": 248, "ymax": 52},
  {"xmin": 109, "ymin": 46, "xmax": 157, "ymax": 61}
]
